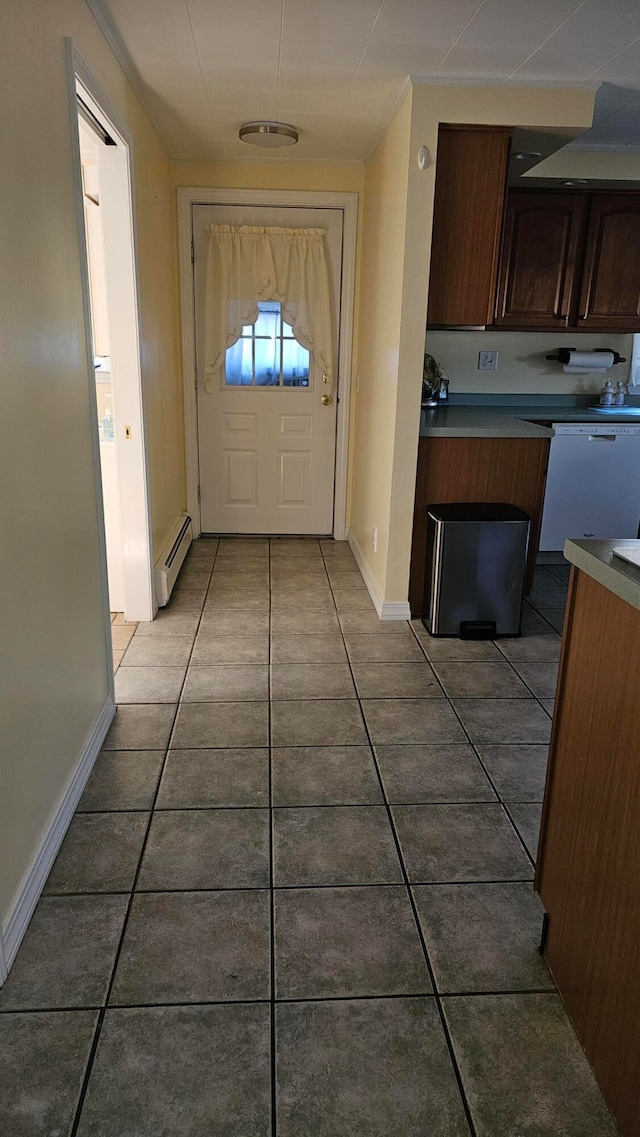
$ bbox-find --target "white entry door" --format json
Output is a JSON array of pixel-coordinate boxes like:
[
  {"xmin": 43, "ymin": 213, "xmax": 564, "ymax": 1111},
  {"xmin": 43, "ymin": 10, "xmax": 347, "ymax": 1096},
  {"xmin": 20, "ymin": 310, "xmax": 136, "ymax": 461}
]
[{"xmin": 193, "ymin": 204, "xmax": 343, "ymax": 534}]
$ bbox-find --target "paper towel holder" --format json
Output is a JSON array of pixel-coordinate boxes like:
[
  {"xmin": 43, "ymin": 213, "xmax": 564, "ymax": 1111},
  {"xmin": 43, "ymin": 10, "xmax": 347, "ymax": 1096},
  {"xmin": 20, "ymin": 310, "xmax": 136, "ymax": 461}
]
[{"xmin": 546, "ymin": 348, "xmax": 627, "ymax": 365}]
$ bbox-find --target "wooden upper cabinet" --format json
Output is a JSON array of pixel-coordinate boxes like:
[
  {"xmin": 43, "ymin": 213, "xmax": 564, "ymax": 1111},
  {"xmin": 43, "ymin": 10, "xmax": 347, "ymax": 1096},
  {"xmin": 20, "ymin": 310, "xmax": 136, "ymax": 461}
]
[
  {"xmin": 495, "ymin": 192, "xmax": 586, "ymax": 328},
  {"xmin": 427, "ymin": 125, "xmax": 512, "ymax": 327},
  {"xmin": 577, "ymin": 194, "xmax": 640, "ymax": 329}
]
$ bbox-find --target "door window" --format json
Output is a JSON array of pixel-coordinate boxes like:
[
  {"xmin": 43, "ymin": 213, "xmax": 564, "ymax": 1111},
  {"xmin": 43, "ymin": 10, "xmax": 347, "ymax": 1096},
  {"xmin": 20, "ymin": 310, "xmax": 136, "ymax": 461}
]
[{"xmin": 225, "ymin": 301, "xmax": 310, "ymax": 387}]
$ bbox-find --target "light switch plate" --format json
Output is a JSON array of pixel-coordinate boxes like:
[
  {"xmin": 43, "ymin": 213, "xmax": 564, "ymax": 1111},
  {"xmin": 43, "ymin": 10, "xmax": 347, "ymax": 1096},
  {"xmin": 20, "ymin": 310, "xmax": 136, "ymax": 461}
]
[{"xmin": 478, "ymin": 350, "xmax": 498, "ymax": 371}]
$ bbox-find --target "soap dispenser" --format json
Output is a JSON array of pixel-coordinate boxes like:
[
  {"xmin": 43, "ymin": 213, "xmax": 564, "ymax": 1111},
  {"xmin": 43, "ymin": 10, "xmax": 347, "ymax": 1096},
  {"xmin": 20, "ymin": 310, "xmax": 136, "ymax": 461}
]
[
  {"xmin": 614, "ymin": 380, "xmax": 627, "ymax": 406},
  {"xmin": 599, "ymin": 379, "xmax": 614, "ymax": 407}
]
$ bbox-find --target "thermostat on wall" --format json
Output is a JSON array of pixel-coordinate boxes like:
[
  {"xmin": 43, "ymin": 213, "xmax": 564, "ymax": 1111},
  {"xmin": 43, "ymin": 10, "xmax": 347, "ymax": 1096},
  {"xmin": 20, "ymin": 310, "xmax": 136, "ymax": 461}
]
[{"xmin": 418, "ymin": 146, "xmax": 430, "ymax": 170}]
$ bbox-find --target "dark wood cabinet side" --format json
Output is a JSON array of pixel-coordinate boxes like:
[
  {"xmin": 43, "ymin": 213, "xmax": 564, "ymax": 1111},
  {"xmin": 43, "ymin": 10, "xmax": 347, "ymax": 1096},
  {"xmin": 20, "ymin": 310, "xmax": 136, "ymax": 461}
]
[
  {"xmin": 427, "ymin": 126, "xmax": 511, "ymax": 327},
  {"xmin": 408, "ymin": 436, "xmax": 549, "ymax": 617},
  {"xmin": 494, "ymin": 192, "xmax": 587, "ymax": 328},
  {"xmin": 536, "ymin": 569, "xmax": 640, "ymax": 1137},
  {"xmin": 577, "ymin": 193, "xmax": 640, "ymax": 329}
]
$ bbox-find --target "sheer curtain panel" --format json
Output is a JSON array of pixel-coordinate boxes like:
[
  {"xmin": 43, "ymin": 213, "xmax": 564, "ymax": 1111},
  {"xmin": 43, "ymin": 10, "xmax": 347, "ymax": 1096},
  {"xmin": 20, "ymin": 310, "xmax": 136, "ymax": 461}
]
[{"xmin": 204, "ymin": 224, "xmax": 334, "ymax": 394}]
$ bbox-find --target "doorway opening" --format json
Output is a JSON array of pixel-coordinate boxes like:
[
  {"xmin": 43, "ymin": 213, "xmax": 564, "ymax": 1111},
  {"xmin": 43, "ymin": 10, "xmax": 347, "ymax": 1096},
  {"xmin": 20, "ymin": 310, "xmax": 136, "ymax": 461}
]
[
  {"xmin": 178, "ymin": 189, "xmax": 358, "ymax": 540},
  {"xmin": 71, "ymin": 55, "xmax": 155, "ymax": 654}
]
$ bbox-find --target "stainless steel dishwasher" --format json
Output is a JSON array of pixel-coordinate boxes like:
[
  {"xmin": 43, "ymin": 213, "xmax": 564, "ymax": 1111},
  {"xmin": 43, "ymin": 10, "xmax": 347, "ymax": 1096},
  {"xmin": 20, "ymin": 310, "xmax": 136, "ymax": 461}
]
[{"xmin": 539, "ymin": 423, "xmax": 640, "ymax": 551}]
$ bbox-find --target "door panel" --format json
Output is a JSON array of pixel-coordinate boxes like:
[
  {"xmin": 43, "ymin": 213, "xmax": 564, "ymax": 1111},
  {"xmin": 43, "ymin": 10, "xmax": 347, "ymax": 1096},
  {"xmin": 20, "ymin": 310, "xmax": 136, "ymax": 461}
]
[{"xmin": 193, "ymin": 204, "xmax": 342, "ymax": 534}]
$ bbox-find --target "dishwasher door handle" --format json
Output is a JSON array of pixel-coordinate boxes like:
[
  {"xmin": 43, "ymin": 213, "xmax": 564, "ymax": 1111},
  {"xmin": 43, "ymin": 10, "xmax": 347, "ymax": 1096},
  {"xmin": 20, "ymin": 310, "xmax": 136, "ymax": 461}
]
[{"xmin": 588, "ymin": 434, "xmax": 617, "ymax": 442}]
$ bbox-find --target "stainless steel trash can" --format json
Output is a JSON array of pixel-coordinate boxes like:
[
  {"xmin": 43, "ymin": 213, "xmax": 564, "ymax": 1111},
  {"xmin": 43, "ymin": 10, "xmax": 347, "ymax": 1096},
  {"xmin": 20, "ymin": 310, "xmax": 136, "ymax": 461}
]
[{"xmin": 423, "ymin": 503, "xmax": 530, "ymax": 638}]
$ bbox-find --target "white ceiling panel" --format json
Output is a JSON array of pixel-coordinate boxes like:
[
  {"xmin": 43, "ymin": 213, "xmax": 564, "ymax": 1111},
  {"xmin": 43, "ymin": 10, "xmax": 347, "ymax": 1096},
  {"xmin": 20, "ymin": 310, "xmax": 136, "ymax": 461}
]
[
  {"xmin": 512, "ymin": 0, "xmax": 640, "ymax": 82},
  {"xmin": 433, "ymin": 0, "xmax": 587, "ymax": 79},
  {"xmin": 132, "ymin": 60, "xmax": 205, "ymax": 90},
  {"xmin": 185, "ymin": 0, "xmax": 282, "ymax": 60},
  {"xmin": 104, "ymin": 0, "xmax": 198, "ymax": 62},
  {"xmin": 279, "ymin": 0, "xmax": 380, "ymax": 69},
  {"xmin": 92, "ymin": 0, "xmax": 640, "ymax": 162},
  {"xmin": 157, "ymin": 121, "xmax": 224, "ymax": 161},
  {"xmin": 587, "ymin": 38, "xmax": 640, "ymax": 87},
  {"xmin": 200, "ymin": 64, "xmax": 279, "ymax": 91},
  {"xmin": 361, "ymin": 0, "xmax": 484, "ymax": 76},
  {"xmin": 142, "ymin": 86, "xmax": 212, "ymax": 119},
  {"xmin": 342, "ymin": 74, "xmax": 408, "ymax": 118},
  {"xmin": 202, "ymin": 89, "xmax": 278, "ymax": 119},
  {"xmin": 276, "ymin": 84, "xmax": 352, "ymax": 117}
]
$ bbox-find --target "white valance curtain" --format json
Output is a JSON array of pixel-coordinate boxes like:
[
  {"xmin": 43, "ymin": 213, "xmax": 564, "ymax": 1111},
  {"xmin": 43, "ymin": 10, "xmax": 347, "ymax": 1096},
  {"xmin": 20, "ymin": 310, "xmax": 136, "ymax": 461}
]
[{"xmin": 204, "ymin": 224, "xmax": 334, "ymax": 393}]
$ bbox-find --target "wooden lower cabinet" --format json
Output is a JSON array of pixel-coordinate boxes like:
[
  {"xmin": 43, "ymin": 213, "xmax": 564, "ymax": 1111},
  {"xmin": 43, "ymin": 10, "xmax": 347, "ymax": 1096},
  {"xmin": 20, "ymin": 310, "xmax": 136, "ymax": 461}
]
[
  {"xmin": 536, "ymin": 569, "xmax": 640, "ymax": 1136},
  {"xmin": 408, "ymin": 435, "xmax": 549, "ymax": 616}
]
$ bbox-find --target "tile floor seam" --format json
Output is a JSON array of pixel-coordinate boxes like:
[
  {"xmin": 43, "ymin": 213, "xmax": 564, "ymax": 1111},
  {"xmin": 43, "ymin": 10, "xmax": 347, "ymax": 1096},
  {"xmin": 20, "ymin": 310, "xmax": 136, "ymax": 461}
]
[
  {"xmin": 70, "ymin": 548, "xmax": 219, "ymax": 1134},
  {"xmin": 36, "ymin": 876, "xmax": 541, "ymax": 900},
  {"xmin": 268, "ymin": 544, "xmax": 278, "ymax": 1137},
  {"xmin": 8, "ymin": 541, "xmax": 590, "ymax": 1136},
  {"xmin": 439, "ymin": 709, "xmax": 536, "ymax": 874},
  {"xmin": 328, "ymin": 549, "xmax": 479, "ymax": 1137},
  {"xmin": 406, "ymin": 620, "xmax": 541, "ymax": 874}
]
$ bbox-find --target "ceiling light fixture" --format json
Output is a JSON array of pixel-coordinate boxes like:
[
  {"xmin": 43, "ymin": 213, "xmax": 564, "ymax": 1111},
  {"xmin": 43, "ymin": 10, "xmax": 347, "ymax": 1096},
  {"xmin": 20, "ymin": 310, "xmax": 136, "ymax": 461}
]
[
  {"xmin": 512, "ymin": 151, "xmax": 542, "ymax": 161},
  {"xmin": 239, "ymin": 121, "xmax": 299, "ymax": 148}
]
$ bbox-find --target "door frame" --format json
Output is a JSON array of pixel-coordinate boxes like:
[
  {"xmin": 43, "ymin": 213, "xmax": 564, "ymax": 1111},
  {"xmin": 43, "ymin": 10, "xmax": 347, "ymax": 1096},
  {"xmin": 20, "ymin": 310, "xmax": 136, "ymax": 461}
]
[
  {"xmin": 177, "ymin": 187, "xmax": 358, "ymax": 539},
  {"xmin": 67, "ymin": 44, "xmax": 155, "ymax": 623}
]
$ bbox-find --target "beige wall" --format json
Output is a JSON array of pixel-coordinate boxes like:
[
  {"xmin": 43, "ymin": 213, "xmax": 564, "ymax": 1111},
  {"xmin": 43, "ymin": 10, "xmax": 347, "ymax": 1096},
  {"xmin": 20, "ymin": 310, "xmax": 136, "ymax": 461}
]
[
  {"xmin": 170, "ymin": 159, "xmax": 364, "ymax": 195},
  {"xmin": 427, "ymin": 330, "xmax": 633, "ymax": 395},
  {"xmin": 350, "ymin": 83, "xmax": 596, "ymax": 605},
  {"xmin": 348, "ymin": 91, "xmax": 415, "ymax": 593},
  {"xmin": 0, "ymin": 0, "xmax": 183, "ymax": 932}
]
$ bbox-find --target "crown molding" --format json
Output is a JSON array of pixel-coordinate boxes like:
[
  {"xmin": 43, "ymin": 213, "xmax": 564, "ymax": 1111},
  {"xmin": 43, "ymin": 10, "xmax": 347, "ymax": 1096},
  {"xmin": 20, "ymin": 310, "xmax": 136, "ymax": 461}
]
[{"xmin": 85, "ymin": 0, "xmax": 147, "ymax": 101}]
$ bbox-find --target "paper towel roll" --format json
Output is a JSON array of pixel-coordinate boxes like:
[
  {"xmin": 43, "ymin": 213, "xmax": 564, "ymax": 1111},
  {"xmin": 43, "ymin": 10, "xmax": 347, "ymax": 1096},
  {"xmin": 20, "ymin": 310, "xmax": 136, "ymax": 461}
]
[{"xmin": 562, "ymin": 350, "xmax": 614, "ymax": 374}]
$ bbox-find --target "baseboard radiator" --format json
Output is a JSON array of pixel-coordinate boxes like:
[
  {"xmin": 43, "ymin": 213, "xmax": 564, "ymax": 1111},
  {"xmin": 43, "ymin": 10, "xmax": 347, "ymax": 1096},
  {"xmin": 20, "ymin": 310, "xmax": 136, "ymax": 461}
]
[{"xmin": 155, "ymin": 514, "xmax": 193, "ymax": 606}]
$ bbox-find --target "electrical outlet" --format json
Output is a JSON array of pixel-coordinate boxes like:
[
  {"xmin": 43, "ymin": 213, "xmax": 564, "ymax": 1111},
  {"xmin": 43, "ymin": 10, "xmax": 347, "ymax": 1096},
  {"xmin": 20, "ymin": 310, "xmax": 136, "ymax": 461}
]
[
  {"xmin": 478, "ymin": 350, "xmax": 498, "ymax": 371},
  {"xmin": 372, "ymin": 528, "xmax": 378, "ymax": 553}
]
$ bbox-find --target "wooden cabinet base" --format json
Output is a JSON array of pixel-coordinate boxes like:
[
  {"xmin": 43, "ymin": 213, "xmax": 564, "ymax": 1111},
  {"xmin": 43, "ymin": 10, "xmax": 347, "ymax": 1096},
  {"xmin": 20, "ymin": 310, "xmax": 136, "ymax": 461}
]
[
  {"xmin": 409, "ymin": 436, "xmax": 549, "ymax": 616},
  {"xmin": 536, "ymin": 569, "xmax": 640, "ymax": 1136}
]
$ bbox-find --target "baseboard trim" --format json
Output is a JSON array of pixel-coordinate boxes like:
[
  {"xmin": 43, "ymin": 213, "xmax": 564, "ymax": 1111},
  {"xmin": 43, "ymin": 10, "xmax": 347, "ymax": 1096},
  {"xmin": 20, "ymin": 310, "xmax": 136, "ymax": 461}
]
[
  {"xmin": 346, "ymin": 531, "xmax": 411, "ymax": 621},
  {"xmin": 2, "ymin": 694, "xmax": 116, "ymax": 976},
  {"xmin": 380, "ymin": 599, "xmax": 412, "ymax": 620}
]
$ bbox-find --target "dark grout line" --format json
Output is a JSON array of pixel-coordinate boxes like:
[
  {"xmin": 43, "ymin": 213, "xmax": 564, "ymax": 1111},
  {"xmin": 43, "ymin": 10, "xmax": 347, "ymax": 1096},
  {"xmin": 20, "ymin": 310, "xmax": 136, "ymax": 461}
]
[
  {"xmin": 47, "ymin": 539, "xmax": 556, "ymax": 1132},
  {"xmin": 75, "ymin": 798, "xmax": 545, "ymax": 814},
  {"xmin": 70, "ymin": 544, "xmax": 222, "ymax": 1135},
  {"xmin": 267, "ymin": 543, "xmax": 277, "ymax": 1137},
  {"xmin": 324, "ymin": 547, "xmax": 480, "ymax": 1137},
  {"xmin": 38, "ymin": 876, "xmax": 538, "ymax": 901},
  {"xmin": 1, "ymin": 985, "xmax": 558, "ymax": 1018}
]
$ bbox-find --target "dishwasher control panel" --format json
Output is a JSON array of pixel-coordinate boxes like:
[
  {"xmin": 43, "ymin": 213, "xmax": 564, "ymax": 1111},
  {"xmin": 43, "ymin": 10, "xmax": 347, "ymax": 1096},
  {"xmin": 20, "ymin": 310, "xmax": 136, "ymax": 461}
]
[{"xmin": 552, "ymin": 423, "xmax": 640, "ymax": 436}]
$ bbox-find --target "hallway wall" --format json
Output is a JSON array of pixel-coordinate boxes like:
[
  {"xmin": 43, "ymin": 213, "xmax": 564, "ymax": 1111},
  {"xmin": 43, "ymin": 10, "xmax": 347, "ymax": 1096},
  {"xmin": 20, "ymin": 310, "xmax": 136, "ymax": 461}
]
[
  {"xmin": 350, "ymin": 84, "xmax": 596, "ymax": 610},
  {"xmin": 0, "ymin": 0, "xmax": 184, "ymax": 953}
]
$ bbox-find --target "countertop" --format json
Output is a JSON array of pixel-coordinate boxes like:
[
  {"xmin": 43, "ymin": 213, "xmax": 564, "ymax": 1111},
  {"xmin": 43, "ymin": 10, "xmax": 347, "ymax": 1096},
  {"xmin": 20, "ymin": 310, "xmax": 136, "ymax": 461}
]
[
  {"xmin": 420, "ymin": 402, "xmax": 640, "ymax": 438},
  {"xmin": 564, "ymin": 539, "xmax": 640, "ymax": 613}
]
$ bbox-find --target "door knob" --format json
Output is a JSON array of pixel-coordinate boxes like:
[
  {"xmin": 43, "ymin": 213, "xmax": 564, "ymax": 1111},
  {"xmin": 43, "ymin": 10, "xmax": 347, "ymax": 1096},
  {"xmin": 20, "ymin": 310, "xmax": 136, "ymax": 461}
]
[{"xmin": 321, "ymin": 394, "xmax": 332, "ymax": 406}]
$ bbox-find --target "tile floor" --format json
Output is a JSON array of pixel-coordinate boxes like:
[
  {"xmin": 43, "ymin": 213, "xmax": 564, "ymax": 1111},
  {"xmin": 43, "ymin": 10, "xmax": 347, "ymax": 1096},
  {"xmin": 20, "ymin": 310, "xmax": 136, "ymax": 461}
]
[
  {"xmin": 0, "ymin": 542, "xmax": 619, "ymax": 1136},
  {"xmin": 110, "ymin": 612, "xmax": 137, "ymax": 672}
]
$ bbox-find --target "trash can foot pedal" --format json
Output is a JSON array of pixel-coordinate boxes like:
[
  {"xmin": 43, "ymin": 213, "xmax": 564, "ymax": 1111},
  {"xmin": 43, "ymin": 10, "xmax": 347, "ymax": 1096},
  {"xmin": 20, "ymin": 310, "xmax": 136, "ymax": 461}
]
[{"xmin": 459, "ymin": 620, "xmax": 496, "ymax": 640}]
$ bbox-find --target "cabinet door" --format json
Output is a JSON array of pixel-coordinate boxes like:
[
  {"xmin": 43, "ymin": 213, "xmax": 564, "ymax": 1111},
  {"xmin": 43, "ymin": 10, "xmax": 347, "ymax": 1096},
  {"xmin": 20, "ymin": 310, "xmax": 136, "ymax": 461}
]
[
  {"xmin": 427, "ymin": 126, "xmax": 511, "ymax": 327},
  {"xmin": 578, "ymin": 194, "xmax": 640, "ymax": 329},
  {"xmin": 495, "ymin": 192, "xmax": 586, "ymax": 328},
  {"xmin": 409, "ymin": 435, "xmax": 550, "ymax": 616}
]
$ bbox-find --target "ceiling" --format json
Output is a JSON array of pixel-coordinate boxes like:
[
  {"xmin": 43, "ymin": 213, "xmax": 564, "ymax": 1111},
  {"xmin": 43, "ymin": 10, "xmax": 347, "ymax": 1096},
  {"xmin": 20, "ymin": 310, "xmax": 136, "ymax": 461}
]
[{"xmin": 87, "ymin": 0, "xmax": 640, "ymax": 164}]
